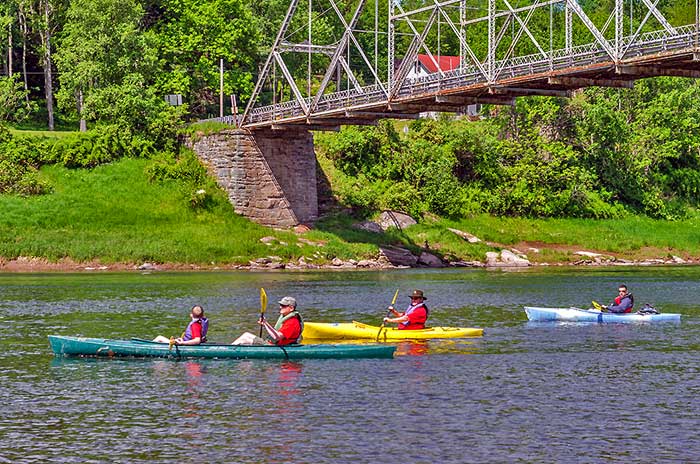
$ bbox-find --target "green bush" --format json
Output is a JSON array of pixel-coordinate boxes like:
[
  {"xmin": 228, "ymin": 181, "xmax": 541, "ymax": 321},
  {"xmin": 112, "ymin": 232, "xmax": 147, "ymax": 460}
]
[
  {"xmin": 0, "ymin": 130, "xmax": 51, "ymax": 195},
  {"xmin": 145, "ymin": 149, "xmax": 221, "ymax": 211},
  {"xmin": 378, "ymin": 181, "xmax": 424, "ymax": 218},
  {"xmin": 0, "ymin": 75, "xmax": 35, "ymax": 123}
]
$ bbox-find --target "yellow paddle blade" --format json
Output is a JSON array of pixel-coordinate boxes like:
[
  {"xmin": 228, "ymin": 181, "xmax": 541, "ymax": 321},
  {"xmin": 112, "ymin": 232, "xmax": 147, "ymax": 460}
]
[
  {"xmin": 391, "ymin": 289, "xmax": 399, "ymax": 306},
  {"xmin": 168, "ymin": 336, "xmax": 175, "ymax": 350},
  {"xmin": 592, "ymin": 300, "xmax": 603, "ymax": 310},
  {"xmin": 260, "ymin": 288, "xmax": 268, "ymax": 315}
]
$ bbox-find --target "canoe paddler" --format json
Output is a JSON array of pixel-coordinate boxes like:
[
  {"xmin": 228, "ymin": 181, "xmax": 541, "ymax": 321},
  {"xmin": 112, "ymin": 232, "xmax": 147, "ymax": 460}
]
[
  {"xmin": 153, "ymin": 305, "xmax": 208, "ymax": 345},
  {"xmin": 383, "ymin": 290, "xmax": 429, "ymax": 330},
  {"xmin": 232, "ymin": 296, "xmax": 304, "ymax": 346}
]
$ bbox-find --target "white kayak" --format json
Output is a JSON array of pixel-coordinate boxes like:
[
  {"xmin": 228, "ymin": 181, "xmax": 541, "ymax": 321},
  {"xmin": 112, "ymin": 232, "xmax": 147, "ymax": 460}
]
[{"xmin": 524, "ymin": 306, "xmax": 681, "ymax": 323}]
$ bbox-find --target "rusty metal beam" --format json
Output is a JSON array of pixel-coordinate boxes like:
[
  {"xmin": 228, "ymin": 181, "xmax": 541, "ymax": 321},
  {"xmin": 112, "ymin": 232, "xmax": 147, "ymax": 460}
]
[
  {"xmin": 548, "ymin": 77, "xmax": 635, "ymax": 88},
  {"xmin": 269, "ymin": 124, "xmax": 340, "ymax": 131},
  {"xmin": 490, "ymin": 87, "xmax": 570, "ymax": 97},
  {"xmin": 436, "ymin": 95, "xmax": 515, "ymax": 105},
  {"xmin": 308, "ymin": 118, "xmax": 378, "ymax": 126},
  {"xmin": 616, "ymin": 65, "xmax": 700, "ymax": 79},
  {"xmin": 345, "ymin": 111, "xmax": 420, "ymax": 120},
  {"xmin": 389, "ymin": 103, "xmax": 460, "ymax": 112}
]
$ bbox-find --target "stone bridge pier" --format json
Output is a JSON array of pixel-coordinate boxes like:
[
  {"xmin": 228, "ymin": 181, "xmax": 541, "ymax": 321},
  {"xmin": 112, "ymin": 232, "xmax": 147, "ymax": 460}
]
[{"xmin": 190, "ymin": 129, "xmax": 318, "ymax": 228}]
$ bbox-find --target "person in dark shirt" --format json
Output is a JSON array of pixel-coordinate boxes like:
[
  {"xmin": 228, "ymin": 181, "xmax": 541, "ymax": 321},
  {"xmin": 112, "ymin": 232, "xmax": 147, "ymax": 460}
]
[{"xmin": 604, "ymin": 285, "xmax": 634, "ymax": 314}]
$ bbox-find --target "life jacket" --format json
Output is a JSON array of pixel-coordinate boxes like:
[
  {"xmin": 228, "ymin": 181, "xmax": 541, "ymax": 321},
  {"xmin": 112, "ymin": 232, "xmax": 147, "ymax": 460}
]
[
  {"xmin": 400, "ymin": 302, "xmax": 428, "ymax": 330},
  {"xmin": 183, "ymin": 317, "xmax": 208, "ymax": 342},
  {"xmin": 614, "ymin": 293, "xmax": 634, "ymax": 313},
  {"xmin": 274, "ymin": 311, "xmax": 304, "ymax": 344}
]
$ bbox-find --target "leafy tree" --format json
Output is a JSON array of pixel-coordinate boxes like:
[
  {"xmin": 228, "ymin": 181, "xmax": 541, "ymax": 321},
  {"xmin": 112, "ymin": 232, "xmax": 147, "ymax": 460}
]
[
  {"xmin": 151, "ymin": 0, "xmax": 260, "ymax": 115},
  {"xmin": 54, "ymin": 0, "xmax": 156, "ymax": 131}
]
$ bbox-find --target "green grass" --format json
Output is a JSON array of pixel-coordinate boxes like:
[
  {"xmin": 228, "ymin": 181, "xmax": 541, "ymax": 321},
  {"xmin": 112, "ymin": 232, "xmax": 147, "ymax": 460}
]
[
  {"xmin": 9, "ymin": 128, "xmax": 76, "ymax": 139},
  {"xmin": 404, "ymin": 214, "xmax": 700, "ymax": 262},
  {"xmin": 0, "ymin": 159, "xmax": 298, "ymax": 264},
  {"xmin": 1, "ymin": 157, "xmax": 699, "ymax": 266},
  {"xmin": 184, "ymin": 121, "xmax": 235, "ymax": 140},
  {"xmin": 0, "ymin": 158, "xmax": 406, "ymax": 265}
]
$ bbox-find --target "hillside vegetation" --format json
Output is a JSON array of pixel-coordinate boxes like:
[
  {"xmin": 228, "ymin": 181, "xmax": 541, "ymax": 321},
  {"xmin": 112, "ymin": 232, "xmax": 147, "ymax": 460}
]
[
  {"xmin": 1, "ymin": 152, "xmax": 700, "ymax": 268},
  {"xmin": 2, "ymin": 0, "xmax": 700, "ymax": 266}
]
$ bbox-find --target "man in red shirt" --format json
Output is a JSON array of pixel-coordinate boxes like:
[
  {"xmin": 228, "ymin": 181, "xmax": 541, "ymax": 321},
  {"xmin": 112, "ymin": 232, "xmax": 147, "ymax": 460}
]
[
  {"xmin": 383, "ymin": 290, "xmax": 429, "ymax": 330},
  {"xmin": 232, "ymin": 296, "xmax": 303, "ymax": 345}
]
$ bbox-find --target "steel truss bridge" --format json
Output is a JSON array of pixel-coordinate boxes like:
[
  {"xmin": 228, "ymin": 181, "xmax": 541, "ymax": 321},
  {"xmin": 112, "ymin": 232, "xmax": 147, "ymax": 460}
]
[{"xmin": 226, "ymin": 0, "xmax": 700, "ymax": 130}]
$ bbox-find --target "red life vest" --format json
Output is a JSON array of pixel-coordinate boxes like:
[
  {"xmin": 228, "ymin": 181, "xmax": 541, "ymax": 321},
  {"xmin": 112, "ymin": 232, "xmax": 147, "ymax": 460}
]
[
  {"xmin": 399, "ymin": 303, "xmax": 429, "ymax": 330},
  {"xmin": 614, "ymin": 294, "xmax": 634, "ymax": 313}
]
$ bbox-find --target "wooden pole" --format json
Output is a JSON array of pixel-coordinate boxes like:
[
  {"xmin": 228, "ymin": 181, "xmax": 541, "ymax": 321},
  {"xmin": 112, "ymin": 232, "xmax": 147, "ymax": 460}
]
[{"xmin": 219, "ymin": 58, "xmax": 224, "ymax": 118}]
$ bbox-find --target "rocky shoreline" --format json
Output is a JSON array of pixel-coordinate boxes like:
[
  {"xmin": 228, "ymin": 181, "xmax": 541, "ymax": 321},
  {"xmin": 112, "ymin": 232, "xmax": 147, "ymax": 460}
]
[{"xmin": 0, "ymin": 251, "xmax": 696, "ymax": 273}]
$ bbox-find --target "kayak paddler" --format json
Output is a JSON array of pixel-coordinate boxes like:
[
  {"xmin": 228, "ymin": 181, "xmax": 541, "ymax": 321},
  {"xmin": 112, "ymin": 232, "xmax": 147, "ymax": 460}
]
[
  {"xmin": 602, "ymin": 284, "xmax": 634, "ymax": 314},
  {"xmin": 232, "ymin": 296, "xmax": 304, "ymax": 345},
  {"xmin": 383, "ymin": 289, "xmax": 429, "ymax": 330}
]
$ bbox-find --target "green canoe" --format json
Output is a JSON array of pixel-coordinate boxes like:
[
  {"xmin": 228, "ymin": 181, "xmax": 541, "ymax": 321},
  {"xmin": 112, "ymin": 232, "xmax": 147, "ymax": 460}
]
[{"xmin": 48, "ymin": 335, "xmax": 396, "ymax": 360}]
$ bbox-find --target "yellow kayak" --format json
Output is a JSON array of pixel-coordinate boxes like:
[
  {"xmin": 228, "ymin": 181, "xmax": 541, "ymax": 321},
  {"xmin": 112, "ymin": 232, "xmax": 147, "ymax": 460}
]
[{"xmin": 303, "ymin": 321, "xmax": 484, "ymax": 341}]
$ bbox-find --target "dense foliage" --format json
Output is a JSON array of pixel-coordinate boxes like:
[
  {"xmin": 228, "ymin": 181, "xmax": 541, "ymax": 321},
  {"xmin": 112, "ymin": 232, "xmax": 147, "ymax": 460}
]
[
  {"xmin": 1, "ymin": 0, "xmax": 700, "ymax": 222},
  {"xmin": 317, "ymin": 77, "xmax": 700, "ymax": 220}
]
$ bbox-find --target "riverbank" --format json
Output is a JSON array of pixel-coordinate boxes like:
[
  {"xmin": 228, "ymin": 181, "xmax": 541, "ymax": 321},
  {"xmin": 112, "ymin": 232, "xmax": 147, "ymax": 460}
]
[
  {"xmin": 2, "ymin": 157, "xmax": 700, "ymax": 272},
  {"xmin": 1, "ymin": 252, "xmax": 697, "ymax": 273}
]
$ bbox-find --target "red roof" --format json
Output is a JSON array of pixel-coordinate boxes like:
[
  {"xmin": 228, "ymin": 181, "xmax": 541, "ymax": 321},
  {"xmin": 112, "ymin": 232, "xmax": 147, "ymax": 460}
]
[{"xmin": 417, "ymin": 54, "xmax": 460, "ymax": 73}]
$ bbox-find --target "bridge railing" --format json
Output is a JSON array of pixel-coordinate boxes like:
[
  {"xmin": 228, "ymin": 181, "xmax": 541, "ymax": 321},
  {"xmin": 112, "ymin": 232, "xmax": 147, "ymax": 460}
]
[{"xmin": 240, "ymin": 25, "xmax": 699, "ymax": 127}]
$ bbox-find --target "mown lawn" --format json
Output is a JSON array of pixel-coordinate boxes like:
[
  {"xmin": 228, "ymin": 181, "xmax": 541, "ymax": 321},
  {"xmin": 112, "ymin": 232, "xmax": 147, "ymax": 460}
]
[{"xmin": 9, "ymin": 128, "xmax": 76, "ymax": 139}]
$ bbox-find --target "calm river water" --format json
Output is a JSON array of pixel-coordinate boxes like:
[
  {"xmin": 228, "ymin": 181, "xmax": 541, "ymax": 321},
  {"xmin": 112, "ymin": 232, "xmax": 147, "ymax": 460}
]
[{"xmin": 1, "ymin": 267, "xmax": 699, "ymax": 463}]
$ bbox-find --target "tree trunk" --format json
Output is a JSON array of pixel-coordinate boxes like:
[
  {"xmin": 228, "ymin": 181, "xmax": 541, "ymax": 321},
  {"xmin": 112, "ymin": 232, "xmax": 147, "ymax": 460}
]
[
  {"xmin": 7, "ymin": 21, "xmax": 12, "ymax": 77},
  {"xmin": 78, "ymin": 90, "xmax": 86, "ymax": 132},
  {"xmin": 41, "ymin": 0, "xmax": 55, "ymax": 131},
  {"xmin": 19, "ymin": 6, "xmax": 29, "ymax": 101}
]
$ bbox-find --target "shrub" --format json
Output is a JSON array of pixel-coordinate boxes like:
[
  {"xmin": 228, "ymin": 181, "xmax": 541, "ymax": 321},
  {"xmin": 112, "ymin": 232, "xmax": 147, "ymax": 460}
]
[
  {"xmin": 145, "ymin": 149, "xmax": 221, "ymax": 211},
  {"xmin": 0, "ymin": 75, "xmax": 35, "ymax": 123}
]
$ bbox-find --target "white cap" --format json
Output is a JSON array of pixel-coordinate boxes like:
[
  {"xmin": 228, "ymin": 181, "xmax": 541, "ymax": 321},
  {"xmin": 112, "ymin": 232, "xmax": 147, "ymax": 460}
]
[{"xmin": 278, "ymin": 296, "xmax": 297, "ymax": 307}]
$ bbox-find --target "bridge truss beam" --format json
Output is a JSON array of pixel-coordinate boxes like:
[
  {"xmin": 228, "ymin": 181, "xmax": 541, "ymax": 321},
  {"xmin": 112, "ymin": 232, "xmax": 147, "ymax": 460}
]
[{"xmin": 227, "ymin": 0, "xmax": 700, "ymax": 129}]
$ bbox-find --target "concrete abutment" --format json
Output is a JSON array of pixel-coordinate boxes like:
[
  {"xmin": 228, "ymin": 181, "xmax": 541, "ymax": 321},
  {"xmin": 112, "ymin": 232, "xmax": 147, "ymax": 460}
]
[{"xmin": 189, "ymin": 129, "xmax": 318, "ymax": 228}]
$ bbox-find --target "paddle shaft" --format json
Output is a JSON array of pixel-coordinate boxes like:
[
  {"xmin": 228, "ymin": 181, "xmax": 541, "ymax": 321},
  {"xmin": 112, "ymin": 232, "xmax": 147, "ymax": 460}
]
[{"xmin": 376, "ymin": 289, "xmax": 400, "ymax": 341}]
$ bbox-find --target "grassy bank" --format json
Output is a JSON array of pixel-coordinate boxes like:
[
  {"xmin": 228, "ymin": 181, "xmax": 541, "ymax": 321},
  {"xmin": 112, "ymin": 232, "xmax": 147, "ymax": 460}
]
[
  {"xmin": 393, "ymin": 214, "xmax": 700, "ymax": 263},
  {"xmin": 1, "ymin": 156, "xmax": 699, "ymax": 267},
  {"xmin": 0, "ymin": 158, "xmax": 384, "ymax": 265}
]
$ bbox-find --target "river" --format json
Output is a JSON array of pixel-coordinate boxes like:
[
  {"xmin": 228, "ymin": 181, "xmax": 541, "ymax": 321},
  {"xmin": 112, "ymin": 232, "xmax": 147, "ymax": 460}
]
[{"xmin": 1, "ymin": 267, "xmax": 699, "ymax": 463}]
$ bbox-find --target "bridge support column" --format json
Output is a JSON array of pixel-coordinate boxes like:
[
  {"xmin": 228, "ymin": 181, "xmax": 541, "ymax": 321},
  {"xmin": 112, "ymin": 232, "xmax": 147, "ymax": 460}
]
[{"xmin": 190, "ymin": 128, "xmax": 318, "ymax": 228}]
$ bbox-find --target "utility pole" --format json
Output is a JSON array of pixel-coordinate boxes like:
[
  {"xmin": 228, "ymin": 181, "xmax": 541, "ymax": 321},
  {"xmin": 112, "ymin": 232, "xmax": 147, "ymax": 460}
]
[{"xmin": 219, "ymin": 58, "xmax": 224, "ymax": 118}]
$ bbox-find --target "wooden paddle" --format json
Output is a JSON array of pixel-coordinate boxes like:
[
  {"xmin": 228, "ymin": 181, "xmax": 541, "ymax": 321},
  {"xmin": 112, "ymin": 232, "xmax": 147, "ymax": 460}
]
[
  {"xmin": 376, "ymin": 289, "xmax": 399, "ymax": 342},
  {"xmin": 259, "ymin": 287, "xmax": 268, "ymax": 338}
]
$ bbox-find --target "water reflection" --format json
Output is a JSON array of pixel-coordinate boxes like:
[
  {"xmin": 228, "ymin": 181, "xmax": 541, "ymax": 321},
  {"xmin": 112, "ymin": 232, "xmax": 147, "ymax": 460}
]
[
  {"xmin": 395, "ymin": 340, "xmax": 429, "ymax": 356},
  {"xmin": 272, "ymin": 361, "xmax": 304, "ymax": 416}
]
